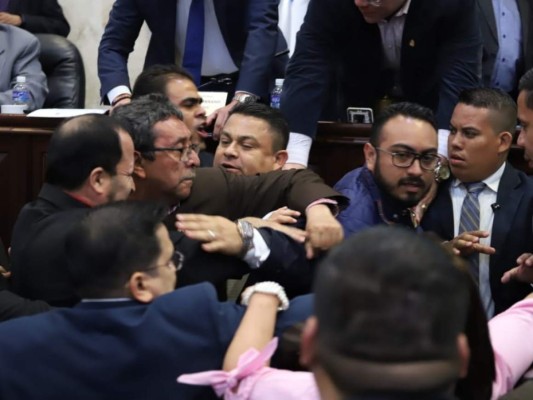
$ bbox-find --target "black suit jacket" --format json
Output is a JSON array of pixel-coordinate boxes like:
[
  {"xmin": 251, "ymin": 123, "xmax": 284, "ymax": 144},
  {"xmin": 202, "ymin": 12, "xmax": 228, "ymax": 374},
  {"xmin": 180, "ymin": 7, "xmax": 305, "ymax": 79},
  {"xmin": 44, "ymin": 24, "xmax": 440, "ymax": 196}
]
[
  {"xmin": 7, "ymin": 0, "xmax": 70, "ymax": 37},
  {"xmin": 476, "ymin": 0, "xmax": 533, "ymax": 92},
  {"xmin": 422, "ymin": 164, "xmax": 533, "ymax": 314},
  {"xmin": 281, "ymin": 0, "xmax": 482, "ymax": 135}
]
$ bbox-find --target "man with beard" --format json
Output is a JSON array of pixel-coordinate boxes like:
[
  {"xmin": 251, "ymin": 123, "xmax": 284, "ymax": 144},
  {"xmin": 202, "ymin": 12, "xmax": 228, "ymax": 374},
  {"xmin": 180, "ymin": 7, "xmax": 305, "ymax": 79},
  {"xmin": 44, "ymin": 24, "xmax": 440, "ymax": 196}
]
[
  {"xmin": 9, "ymin": 114, "xmax": 135, "ymax": 306},
  {"xmin": 334, "ymin": 102, "xmax": 439, "ymax": 237},
  {"xmin": 423, "ymin": 87, "xmax": 533, "ymax": 316}
]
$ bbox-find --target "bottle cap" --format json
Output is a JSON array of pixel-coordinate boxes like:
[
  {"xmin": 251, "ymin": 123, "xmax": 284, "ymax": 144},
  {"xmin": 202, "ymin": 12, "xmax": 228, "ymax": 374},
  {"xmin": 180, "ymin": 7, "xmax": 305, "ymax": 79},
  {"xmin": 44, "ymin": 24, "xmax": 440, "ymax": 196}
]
[
  {"xmin": 16, "ymin": 76, "xmax": 26, "ymax": 83},
  {"xmin": 275, "ymin": 78, "xmax": 284, "ymax": 86}
]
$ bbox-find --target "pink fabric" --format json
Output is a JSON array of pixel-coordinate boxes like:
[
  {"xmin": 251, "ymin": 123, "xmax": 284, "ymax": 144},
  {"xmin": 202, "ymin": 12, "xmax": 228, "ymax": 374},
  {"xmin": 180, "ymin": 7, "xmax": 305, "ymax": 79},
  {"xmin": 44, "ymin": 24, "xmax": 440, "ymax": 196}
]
[
  {"xmin": 489, "ymin": 298, "xmax": 533, "ymax": 399},
  {"xmin": 177, "ymin": 338, "xmax": 319, "ymax": 400}
]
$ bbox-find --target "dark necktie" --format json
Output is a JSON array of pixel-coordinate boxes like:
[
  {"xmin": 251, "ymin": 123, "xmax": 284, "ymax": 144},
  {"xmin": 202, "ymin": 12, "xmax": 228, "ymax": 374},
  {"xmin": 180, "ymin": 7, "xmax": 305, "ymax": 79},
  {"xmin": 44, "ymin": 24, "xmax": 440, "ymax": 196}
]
[
  {"xmin": 459, "ymin": 182, "xmax": 486, "ymax": 283},
  {"xmin": 182, "ymin": 0, "xmax": 205, "ymax": 85}
]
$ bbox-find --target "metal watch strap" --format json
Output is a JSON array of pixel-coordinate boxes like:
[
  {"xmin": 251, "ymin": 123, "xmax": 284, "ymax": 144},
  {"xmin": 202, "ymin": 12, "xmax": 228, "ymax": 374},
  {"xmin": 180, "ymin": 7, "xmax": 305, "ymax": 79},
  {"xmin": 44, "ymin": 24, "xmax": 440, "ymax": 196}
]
[{"xmin": 236, "ymin": 219, "xmax": 254, "ymax": 258}]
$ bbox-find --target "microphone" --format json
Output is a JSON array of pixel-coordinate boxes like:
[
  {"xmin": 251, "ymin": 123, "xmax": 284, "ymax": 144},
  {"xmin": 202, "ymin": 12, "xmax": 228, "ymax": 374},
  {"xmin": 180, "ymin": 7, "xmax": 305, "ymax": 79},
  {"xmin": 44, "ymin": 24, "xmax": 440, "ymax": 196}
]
[{"xmin": 491, "ymin": 203, "xmax": 501, "ymax": 211}]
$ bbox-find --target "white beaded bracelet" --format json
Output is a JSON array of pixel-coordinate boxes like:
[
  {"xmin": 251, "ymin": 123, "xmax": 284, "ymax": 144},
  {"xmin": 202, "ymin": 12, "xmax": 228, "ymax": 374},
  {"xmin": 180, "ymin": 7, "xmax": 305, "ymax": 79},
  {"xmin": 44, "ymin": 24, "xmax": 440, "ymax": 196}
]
[{"xmin": 241, "ymin": 281, "xmax": 290, "ymax": 311}]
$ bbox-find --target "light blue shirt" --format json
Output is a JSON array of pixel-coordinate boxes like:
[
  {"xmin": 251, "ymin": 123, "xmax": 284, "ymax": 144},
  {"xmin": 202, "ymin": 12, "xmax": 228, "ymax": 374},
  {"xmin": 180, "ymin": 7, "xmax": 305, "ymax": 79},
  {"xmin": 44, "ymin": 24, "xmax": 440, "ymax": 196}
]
[{"xmin": 490, "ymin": 0, "xmax": 522, "ymax": 92}]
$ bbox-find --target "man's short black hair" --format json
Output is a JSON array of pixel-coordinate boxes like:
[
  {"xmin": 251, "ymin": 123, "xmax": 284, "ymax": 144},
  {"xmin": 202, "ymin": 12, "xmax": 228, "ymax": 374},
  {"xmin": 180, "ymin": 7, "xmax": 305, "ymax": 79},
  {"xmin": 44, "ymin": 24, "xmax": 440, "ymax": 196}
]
[
  {"xmin": 458, "ymin": 87, "xmax": 517, "ymax": 134},
  {"xmin": 112, "ymin": 93, "xmax": 184, "ymax": 161},
  {"xmin": 228, "ymin": 103, "xmax": 289, "ymax": 151},
  {"xmin": 370, "ymin": 102, "xmax": 438, "ymax": 147},
  {"xmin": 65, "ymin": 201, "xmax": 168, "ymax": 298},
  {"xmin": 518, "ymin": 68, "xmax": 533, "ymax": 109},
  {"xmin": 132, "ymin": 64, "xmax": 195, "ymax": 98},
  {"xmin": 314, "ymin": 226, "xmax": 469, "ymax": 395},
  {"xmin": 45, "ymin": 114, "xmax": 126, "ymax": 190}
]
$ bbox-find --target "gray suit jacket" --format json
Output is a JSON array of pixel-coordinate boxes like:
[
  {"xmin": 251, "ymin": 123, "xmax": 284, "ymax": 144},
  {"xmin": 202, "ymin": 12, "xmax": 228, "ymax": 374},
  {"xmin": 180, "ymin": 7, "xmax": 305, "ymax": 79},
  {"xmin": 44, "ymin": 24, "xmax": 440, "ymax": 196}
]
[
  {"xmin": 0, "ymin": 24, "xmax": 48, "ymax": 109},
  {"xmin": 476, "ymin": 0, "xmax": 532, "ymax": 90}
]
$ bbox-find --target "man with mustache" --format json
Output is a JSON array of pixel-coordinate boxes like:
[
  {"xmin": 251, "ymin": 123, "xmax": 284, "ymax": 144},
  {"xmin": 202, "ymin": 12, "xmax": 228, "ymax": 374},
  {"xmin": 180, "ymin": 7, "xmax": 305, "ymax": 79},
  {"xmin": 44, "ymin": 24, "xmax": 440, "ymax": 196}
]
[
  {"xmin": 113, "ymin": 94, "xmax": 346, "ymax": 298},
  {"xmin": 423, "ymin": 87, "xmax": 533, "ymax": 317},
  {"xmin": 131, "ymin": 64, "xmax": 214, "ymax": 166},
  {"xmin": 334, "ymin": 102, "xmax": 439, "ymax": 238}
]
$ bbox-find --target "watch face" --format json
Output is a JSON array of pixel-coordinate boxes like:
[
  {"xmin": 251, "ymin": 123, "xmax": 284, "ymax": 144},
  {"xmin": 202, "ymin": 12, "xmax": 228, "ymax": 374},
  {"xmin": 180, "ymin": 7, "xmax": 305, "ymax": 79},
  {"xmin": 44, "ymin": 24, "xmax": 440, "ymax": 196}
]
[
  {"xmin": 434, "ymin": 163, "xmax": 450, "ymax": 182},
  {"xmin": 235, "ymin": 94, "xmax": 257, "ymax": 104}
]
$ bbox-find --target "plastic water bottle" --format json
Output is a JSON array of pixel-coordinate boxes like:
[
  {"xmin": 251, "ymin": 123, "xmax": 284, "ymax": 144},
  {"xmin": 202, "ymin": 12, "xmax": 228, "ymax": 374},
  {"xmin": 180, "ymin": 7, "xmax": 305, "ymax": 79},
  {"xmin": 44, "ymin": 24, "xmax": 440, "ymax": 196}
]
[
  {"xmin": 12, "ymin": 76, "xmax": 31, "ymax": 111},
  {"xmin": 270, "ymin": 78, "xmax": 284, "ymax": 109}
]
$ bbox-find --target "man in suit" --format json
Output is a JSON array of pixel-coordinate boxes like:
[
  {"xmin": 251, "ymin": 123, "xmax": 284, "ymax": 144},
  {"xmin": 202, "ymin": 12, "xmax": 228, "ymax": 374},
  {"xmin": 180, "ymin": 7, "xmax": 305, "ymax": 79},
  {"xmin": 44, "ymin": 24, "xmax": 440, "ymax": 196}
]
[
  {"xmin": 476, "ymin": 0, "xmax": 532, "ymax": 96},
  {"xmin": 422, "ymin": 87, "xmax": 533, "ymax": 317},
  {"xmin": 334, "ymin": 102, "xmax": 440, "ymax": 237},
  {"xmin": 0, "ymin": 201, "xmax": 312, "ymax": 400},
  {"xmin": 280, "ymin": 0, "xmax": 482, "ymax": 168},
  {"xmin": 9, "ymin": 114, "xmax": 135, "ymax": 306},
  {"xmin": 0, "ymin": 24, "xmax": 47, "ymax": 109},
  {"xmin": 299, "ymin": 226, "xmax": 470, "ymax": 400},
  {"xmin": 98, "ymin": 0, "xmax": 287, "ymax": 135},
  {"xmin": 113, "ymin": 94, "xmax": 345, "ymax": 298},
  {"xmin": 0, "ymin": 0, "xmax": 70, "ymax": 36}
]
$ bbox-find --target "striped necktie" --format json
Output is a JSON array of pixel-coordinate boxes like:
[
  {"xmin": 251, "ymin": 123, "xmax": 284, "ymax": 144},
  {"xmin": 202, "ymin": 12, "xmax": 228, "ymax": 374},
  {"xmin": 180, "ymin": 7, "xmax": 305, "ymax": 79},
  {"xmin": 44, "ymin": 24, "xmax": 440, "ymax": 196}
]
[{"xmin": 459, "ymin": 182, "xmax": 486, "ymax": 283}]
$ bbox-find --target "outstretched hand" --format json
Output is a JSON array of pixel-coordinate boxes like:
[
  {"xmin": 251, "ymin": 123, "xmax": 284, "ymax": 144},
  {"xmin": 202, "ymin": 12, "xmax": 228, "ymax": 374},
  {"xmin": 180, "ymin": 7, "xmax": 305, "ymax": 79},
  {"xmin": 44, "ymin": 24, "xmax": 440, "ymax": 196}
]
[
  {"xmin": 501, "ymin": 253, "xmax": 533, "ymax": 284},
  {"xmin": 449, "ymin": 230, "xmax": 495, "ymax": 256}
]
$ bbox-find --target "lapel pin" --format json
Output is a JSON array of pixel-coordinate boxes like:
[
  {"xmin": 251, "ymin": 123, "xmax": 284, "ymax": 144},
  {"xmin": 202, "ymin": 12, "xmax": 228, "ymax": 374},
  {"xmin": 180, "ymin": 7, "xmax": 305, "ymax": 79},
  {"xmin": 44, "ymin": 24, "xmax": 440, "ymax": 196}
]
[{"xmin": 409, "ymin": 39, "xmax": 415, "ymax": 47}]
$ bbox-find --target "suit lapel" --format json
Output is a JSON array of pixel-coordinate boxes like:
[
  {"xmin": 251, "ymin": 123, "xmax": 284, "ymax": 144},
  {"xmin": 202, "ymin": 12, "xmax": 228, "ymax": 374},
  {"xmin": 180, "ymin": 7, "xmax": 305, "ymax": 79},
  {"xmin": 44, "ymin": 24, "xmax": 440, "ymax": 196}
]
[
  {"xmin": 490, "ymin": 165, "xmax": 523, "ymax": 268},
  {"xmin": 518, "ymin": 0, "xmax": 530, "ymax": 55},
  {"xmin": 478, "ymin": 0, "xmax": 498, "ymax": 42},
  {"xmin": 0, "ymin": 27, "xmax": 7, "ymax": 85}
]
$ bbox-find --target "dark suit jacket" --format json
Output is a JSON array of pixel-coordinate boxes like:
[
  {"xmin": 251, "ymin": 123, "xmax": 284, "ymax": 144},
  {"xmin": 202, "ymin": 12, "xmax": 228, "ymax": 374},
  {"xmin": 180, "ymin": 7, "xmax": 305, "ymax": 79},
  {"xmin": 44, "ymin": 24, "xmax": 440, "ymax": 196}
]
[
  {"xmin": 7, "ymin": 0, "xmax": 70, "ymax": 36},
  {"xmin": 476, "ymin": 0, "xmax": 532, "ymax": 92},
  {"xmin": 0, "ymin": 283, "xmax": 312, "ymax": 400},
  {"xmin": 422, "ymin": 164, "xmax": 533, "ymax": 314},
  {"xmin": 280, "ymin": 0, "xmax": 482, "ymax": 135},
  {"xmin": 98, "ymin": 0, "xmax": 287, "ymax": 100},
  {"xmin": 9, "ymin": 184, "xmax": 90, "ymax": 307}
]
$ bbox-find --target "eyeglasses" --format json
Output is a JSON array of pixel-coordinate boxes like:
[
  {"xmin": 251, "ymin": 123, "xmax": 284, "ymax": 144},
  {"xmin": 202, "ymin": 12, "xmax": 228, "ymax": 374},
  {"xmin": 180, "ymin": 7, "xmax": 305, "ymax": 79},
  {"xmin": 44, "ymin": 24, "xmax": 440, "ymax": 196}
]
[
  {"xmin": 144, "ymin": 250, "xmax": 184, "ymax": 273},
  {"xmin": 145, "ymin": 143, "xmax": 200, "ymax": 162},
  {"xmin": 375, "ymin": 148, "xmax": 440, "ymax": 171}
]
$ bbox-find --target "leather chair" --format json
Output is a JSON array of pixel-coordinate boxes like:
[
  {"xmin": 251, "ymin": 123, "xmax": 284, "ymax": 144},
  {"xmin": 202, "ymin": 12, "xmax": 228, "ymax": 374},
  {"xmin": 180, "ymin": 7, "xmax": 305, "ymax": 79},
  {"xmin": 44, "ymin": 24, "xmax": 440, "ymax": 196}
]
[{"xmin": 35, "ymin": 34, "xmax": 85, "ymax": 108}]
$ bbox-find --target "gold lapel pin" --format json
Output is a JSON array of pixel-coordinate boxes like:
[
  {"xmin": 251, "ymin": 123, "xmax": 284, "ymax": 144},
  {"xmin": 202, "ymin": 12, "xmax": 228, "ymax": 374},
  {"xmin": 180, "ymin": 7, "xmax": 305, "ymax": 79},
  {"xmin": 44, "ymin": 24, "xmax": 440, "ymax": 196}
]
[{"xmin": 409, "ymin": 39, "xmax": 416, "ymax": 47}]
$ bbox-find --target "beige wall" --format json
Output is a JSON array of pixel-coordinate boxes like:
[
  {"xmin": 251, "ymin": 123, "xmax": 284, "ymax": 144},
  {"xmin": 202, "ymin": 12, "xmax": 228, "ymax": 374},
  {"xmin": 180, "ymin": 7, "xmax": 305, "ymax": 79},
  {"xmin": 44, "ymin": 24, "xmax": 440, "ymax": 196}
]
[{"xmin": 58, "ymin": 0, "xmax": 150, "ymax": 108}]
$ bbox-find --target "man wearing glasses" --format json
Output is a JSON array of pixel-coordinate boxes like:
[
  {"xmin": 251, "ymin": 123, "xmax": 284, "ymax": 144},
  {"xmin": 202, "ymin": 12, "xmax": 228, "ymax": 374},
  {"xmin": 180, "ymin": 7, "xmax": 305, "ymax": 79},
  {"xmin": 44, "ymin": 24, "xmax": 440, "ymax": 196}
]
[
  {"xmin": 0, "ymin": 201, "xmax": 312, "ymax": 399},
  {"xmin": 113, "ymin": 94, "xmax": 346, "ymax": 299},
  {"xmin": 280, "ymin": 0, "xmax": 481, "ymax": 169},
  {"xmin": 334, "ymin": 102, "xmax": 440, "ymax": 237}
]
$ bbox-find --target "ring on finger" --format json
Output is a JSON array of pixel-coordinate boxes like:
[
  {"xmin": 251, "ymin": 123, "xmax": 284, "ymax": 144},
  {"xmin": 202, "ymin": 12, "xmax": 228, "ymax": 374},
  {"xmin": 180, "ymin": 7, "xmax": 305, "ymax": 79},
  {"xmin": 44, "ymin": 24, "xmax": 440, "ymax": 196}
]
[{"xmin": 207, "ymin": 229, "xmax": 216, "ymax": 239}]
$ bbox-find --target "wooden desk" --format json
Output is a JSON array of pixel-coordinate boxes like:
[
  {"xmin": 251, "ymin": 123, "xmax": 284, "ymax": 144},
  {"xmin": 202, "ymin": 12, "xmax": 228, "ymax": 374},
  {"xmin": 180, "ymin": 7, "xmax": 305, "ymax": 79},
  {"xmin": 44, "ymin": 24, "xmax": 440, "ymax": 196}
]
[{"xmin": 0, "ymin": 116, "xmax": 530, "ymax": 246}]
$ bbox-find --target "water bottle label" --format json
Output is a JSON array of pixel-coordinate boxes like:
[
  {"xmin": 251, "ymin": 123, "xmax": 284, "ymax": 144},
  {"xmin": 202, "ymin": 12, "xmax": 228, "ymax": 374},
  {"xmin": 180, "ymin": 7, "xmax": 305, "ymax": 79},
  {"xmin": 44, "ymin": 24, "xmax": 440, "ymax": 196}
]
[
  {"xmin": 270, "ymin": 94, "xmax": 281, "ymax": 109},
  {"xmin": 13, "ymin": 89, "xmax": 30, "ymax": 109}
]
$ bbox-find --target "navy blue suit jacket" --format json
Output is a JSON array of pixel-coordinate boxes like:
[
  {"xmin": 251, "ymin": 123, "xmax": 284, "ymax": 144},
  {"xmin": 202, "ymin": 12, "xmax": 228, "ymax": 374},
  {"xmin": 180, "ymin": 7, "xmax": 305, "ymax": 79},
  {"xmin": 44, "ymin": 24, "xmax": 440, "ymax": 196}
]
[
  {"xmin": 280, "ymin": 0, "xmax": 482, "ymax": 137},
  {"xmin": 422, "ymin": 164, "xmax": 533, "ymax": 314},
  {"xmin": 98, "ymin": 0, "xmax": 287, "ymax": 100},
  {"xmin": 0, "ymin": 283, "xmax": 312, "ymax": 399}
]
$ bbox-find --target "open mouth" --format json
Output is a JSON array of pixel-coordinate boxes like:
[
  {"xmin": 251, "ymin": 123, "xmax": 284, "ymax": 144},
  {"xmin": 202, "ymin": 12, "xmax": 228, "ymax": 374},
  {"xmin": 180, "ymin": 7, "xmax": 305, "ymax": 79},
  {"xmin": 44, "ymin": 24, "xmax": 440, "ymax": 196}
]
[{"xmin": 196, "ymin": 123, "xmax": 210, "ymax": 138}]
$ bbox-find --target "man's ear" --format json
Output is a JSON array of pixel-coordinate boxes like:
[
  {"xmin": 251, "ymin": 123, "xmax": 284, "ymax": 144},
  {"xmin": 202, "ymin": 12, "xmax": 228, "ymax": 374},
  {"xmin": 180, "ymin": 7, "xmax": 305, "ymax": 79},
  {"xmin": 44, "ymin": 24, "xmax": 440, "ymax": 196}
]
[
  {"xmin": 300, "ymin": 316, "xmax": 318, "ymax": 367},
  {"xmin": 457, "ymin": 333, "xmax": 470, "ymax": 378},
  {"xmin": 127, "ymin": 272, "xmax": 156, "ymax": 304},
  {"xmin": 133, "ymin": 151, "xmax": 147, "ymax": 179},
  {"xmin": 273, "ymin": 150, "xmax": 289, "ymax": 170},
  {"xmin": 88, "ymin": 167, "xmax": 108, "ymax": 195},
  {"xmin": 497, "ymin": 131, "xmax": 513, "ymax": 154},
  {"xmin": 364, "ymin": 142, "xmax": 377, "ymax": 172}
]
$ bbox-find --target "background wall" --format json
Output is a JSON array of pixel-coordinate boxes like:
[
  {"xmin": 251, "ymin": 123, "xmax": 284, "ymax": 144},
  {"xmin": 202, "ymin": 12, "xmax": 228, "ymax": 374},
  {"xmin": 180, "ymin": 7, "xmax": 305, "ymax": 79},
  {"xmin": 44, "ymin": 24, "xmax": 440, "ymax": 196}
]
[{"xmin": 58, "ymin": 0, "xmax": 150, "ymax": 108}]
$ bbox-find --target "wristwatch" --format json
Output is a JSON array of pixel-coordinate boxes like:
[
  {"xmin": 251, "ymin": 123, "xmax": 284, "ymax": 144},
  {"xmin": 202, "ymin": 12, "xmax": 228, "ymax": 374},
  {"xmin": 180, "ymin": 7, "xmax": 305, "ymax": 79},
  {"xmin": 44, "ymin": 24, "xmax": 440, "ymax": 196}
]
[
  {"xmin": 241, "ymin": 281, "xmax": 290, "ymax": 311},
  {"xmin": 236, "ymin": 219, "xmax": 254, "ymax": 258},
  {"xmin": 233, "ymin": 92, "xmax": 259, "ymax": 104}
]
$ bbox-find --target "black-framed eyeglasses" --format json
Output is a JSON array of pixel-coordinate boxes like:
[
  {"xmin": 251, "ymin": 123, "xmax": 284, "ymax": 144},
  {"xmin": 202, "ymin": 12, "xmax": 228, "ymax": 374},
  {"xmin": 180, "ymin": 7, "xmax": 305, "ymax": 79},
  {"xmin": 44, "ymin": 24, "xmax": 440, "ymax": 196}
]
[
  {"xmin": 144, "ymin": 143, "xmax": 201, "ymax": 162},
  {"xmin": 144, "ymin": 250, "xmax": 184, "ymax": 273},
  {"xmin": 375, "ymin": 148, "xmax": 440, "ymax": 171}
]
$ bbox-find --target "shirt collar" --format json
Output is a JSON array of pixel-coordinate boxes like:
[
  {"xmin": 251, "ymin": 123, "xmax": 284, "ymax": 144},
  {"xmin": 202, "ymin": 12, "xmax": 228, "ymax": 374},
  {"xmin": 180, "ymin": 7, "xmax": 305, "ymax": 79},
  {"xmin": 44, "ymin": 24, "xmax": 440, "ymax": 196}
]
[
  {"xmin": 394, "ymin": 0, "xmax": 411, "ymax": 17},
  {"xmin": 451, "ymin": 162, "xmax": 506, "ymax": 194}
]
